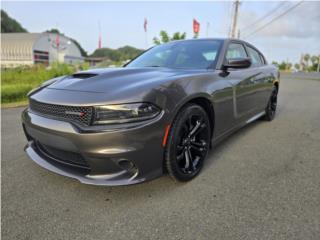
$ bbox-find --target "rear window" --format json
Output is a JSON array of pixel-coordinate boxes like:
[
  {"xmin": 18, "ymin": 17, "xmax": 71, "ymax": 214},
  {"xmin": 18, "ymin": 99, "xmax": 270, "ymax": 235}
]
[{"xmin": 247, "ymin": 46, "xmax": 263, "ymax": 67}]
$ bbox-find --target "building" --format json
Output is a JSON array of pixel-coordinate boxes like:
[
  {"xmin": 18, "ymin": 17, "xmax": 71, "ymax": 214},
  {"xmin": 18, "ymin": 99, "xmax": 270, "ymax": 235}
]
[{"xmin": 1, "ymin": 32, "xmax": 84, "ymax": 67}]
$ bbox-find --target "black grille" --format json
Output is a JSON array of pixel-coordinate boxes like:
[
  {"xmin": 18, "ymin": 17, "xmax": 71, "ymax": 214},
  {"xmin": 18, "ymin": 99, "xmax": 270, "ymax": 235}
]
[
  {"xmin": 29, "ymin": 99, "xmax": 93, "ymax": 126},
  {"xmin": 36, "ymin": 142, "xmax": 90, "ymax": 169}
]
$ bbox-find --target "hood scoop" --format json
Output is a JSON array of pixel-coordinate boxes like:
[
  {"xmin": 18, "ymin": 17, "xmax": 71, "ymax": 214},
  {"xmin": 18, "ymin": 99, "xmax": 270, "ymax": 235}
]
[{"xmin": 71, "ymin": 73, "xmax": 98, "ymax": 79}]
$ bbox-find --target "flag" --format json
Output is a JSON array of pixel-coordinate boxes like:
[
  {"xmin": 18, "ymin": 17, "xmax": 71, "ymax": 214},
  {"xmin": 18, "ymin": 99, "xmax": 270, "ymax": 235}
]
[
  {"xmin": 193, "ymin": 19, "xmax": 200, "ymax": 34},
  {"xmin": 144, "ymin": 18, "xmax": 148, "ymax": 32},
  {"xmin": 55, "ymin": 33, "xmax": 60, "ymax": 49}
]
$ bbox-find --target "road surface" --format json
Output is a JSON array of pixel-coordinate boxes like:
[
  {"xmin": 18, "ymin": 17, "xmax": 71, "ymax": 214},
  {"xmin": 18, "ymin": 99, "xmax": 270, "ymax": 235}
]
[{"xmin": 2, "ymin": 74, "xmax": 320, "ymax": 239}]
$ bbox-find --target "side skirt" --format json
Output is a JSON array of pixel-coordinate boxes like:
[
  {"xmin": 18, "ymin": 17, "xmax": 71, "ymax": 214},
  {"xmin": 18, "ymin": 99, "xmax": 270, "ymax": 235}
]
[{"xmin": 211, "ymin": 111, "xmax": 265, "ymax": 147}]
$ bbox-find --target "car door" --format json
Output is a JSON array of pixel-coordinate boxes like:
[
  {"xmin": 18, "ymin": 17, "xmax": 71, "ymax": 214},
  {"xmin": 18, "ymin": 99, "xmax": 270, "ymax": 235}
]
[
  {"xmin": 223, "ymin": 41, "xmax": 262, "ymax": 121},
  {"xmin": 245, "ymin": 45, "xmax": 270, "ymax": 110}
]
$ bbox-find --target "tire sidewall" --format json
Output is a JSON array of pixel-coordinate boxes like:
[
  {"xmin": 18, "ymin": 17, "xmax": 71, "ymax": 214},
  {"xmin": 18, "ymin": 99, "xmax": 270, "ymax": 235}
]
[{"xmin": 165, "ymin": 104, "xmax": 211, "ymax": 182}]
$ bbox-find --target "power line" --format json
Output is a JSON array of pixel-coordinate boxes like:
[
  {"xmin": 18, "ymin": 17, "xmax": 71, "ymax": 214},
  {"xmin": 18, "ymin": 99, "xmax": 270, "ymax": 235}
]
[
  {"xmin": 241, "ymin": 1, "xmax": 287, "ymax": 33},
  {"xmin": 243, "ymin": 0, "xmax": 304, "ymax": 39}
]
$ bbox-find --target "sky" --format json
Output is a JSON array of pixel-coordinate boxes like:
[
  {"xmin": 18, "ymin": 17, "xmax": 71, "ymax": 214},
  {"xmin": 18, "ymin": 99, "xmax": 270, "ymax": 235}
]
[{"xmin": 2, "ymin": 1, "xmax": 320, "ymax": 63}]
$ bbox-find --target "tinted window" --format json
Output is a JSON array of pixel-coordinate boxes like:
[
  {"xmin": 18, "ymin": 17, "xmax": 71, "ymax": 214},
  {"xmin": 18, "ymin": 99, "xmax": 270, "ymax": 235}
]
[
  {"xmin": 247, "ymin": 46, "xmax": 263, "ymax": 67},
  {"xmin": 259, "ymin": 54, "xmax": 266, "ymax": 65},
  {"xmin": 126, "ymin": 40, "xmax": 223, "ymax": 69},
  {"xmin": 226, "ymin": 43, "xmax": 247, "ymax": 59}
]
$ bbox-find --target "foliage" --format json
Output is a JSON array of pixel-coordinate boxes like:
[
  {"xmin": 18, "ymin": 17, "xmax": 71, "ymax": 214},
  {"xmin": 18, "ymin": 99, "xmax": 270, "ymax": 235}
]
[
  {"xmin": 272, "ymin": 54, "xmax": 319, "ymax": 72},
  {"xmin": 46, "ymin": 29, "xmax": 88, "ymax": 57},
  {"xmin": 153, "ymin": 30, "xmax": 186, "ymax": 45},
  {"xmin": 90, "ymin": 46, "xmax": 144, "ymax": 62},
  {"xmin": 294, "ymin": 63, "xmax": 300, "ymax": 70},
  {"xmin": 1, "ymin": 63, "xmax": 89, "ymax": 103},
  {"xmin": 1, "ymin": 10, "xmax": 28, "ymax": 33}
]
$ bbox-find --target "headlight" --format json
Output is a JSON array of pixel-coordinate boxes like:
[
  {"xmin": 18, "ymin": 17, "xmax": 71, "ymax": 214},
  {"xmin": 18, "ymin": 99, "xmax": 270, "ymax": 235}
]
[{"xmin": 93, "ymin": 103, "xmax": 161, "ymax": 125}]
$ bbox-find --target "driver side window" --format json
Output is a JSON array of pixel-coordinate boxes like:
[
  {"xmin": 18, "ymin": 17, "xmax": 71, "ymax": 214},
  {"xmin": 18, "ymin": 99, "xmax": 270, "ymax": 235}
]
[{"xmin": 226, "ymin": 43, "xmax": 247, "ymax": 60}]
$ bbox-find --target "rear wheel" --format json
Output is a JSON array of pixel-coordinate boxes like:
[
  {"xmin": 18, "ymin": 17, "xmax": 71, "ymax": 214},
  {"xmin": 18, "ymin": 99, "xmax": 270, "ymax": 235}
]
[
  {"xmin": 264, "ymin": 86, "xmax": 278, "ymax": 121},
  {"xmin": 165, "ymin": 104, "xmax": 211, "ymax": 182}
]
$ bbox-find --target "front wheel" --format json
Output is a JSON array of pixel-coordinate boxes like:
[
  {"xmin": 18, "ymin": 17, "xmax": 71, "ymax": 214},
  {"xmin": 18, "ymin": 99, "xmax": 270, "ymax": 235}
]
[
  {"xmin": 165, "ymin": 104, "xmax": 211, "ymax": 182},
  {"xmin": 264, "ymin": 85, "xmax": 278, "ymax": 121}
]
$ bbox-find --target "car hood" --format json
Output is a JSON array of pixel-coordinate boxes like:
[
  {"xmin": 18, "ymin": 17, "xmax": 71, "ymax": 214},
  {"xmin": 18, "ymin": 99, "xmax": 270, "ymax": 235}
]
[{"xmin": 47, "ymin": 67, "xmax": 201, "ymax": 94}]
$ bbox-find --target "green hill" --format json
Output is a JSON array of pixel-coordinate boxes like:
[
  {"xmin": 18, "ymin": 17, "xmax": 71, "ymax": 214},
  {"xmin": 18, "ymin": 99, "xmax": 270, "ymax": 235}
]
[
  {"xmin": 1, "ymin": 10, "xmax": 28, "ymax": 33},
  {"xmin": 90, "ymin": 46, "xmax": 144, "ymax": 62}
]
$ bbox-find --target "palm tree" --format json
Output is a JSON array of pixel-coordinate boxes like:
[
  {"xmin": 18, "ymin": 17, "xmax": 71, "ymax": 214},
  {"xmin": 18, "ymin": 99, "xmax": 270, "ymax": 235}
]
[
  {"xmin": 303, "ymin": 54, "xmax": 310, "ymax": 68},
  {"xmin": 311, "ymin": 55, "xmax": 318, "ymax": 65}
]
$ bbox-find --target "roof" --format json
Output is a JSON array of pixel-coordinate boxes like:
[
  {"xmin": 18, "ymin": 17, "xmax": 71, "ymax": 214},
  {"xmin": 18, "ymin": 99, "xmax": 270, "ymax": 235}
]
[{"xmin": 1, "ymin": 33, "xmax": 41, "ymax": 51}]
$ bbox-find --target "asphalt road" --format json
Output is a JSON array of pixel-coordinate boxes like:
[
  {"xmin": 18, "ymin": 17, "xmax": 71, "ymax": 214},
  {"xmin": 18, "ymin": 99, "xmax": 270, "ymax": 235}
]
[{"xmin": 2, "ymin": 74, "xmax": 320, "ymax": 240}]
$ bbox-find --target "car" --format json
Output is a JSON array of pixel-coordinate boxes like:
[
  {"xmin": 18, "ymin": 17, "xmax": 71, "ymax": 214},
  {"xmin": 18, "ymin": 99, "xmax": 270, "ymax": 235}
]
[{"xmin": 22, "ymin": 38, "xmax": 279, "ymax": 186}]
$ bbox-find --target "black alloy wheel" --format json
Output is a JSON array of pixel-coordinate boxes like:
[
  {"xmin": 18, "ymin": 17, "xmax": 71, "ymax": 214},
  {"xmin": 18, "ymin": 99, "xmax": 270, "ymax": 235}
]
[
  {"xmin": 264, "ymin": 85, "xmax": 278, "ymax": 121},
  {"xmin": 165, "ymin": 104, "xmax": 211, "ymax": 182}
]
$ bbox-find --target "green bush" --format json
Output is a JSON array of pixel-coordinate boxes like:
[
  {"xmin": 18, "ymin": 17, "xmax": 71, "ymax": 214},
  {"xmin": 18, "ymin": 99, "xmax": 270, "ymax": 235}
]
[
  {"xmin": 1, "ymin": 84, "xmax": 33, "ymax": 103},
  {"xmin": 1, "ymin": 62, "xmax": 89, "ymax": 104}
]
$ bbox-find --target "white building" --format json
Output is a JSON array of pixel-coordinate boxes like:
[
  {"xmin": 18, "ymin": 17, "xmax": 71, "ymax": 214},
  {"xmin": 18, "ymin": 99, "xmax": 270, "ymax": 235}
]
[{"xmin": 1, "ymin": 32, "xmax": 84, "ymax": 67}]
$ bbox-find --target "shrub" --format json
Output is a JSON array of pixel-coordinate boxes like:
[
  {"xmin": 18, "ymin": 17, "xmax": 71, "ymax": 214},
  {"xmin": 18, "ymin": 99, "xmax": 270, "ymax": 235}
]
[{"xmin": 1, "ymin": 62, "xmax": 89, "ymax": 104}]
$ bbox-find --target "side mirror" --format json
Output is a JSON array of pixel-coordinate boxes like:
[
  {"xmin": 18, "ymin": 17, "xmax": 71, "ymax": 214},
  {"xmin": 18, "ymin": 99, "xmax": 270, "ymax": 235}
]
[{"xmin": 223, "ymin": 58, "xmax": 251, "ymax": 69}]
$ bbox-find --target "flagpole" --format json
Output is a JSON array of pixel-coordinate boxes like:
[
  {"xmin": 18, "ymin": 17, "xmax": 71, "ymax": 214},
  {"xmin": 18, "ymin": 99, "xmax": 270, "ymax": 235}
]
[
  {"xmin": 56, "ymin": 22, "xmax": 59, "ymax": 63},
  {"xmin": 144, "ymin": 18, "xmax": 148, "ymax": 49},
  {"xmin": 145, "ymin": 31, "xmax": 148, "ymax": 49},
  {"xmin": 98, "ymin": 20, "xmax": 102, "ymax": 49}
]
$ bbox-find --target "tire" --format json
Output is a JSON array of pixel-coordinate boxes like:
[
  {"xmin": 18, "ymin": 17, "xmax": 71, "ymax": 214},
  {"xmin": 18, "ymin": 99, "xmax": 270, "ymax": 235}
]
[
  {"xmin": 264, "ymin": 85, "xmax": 278, "ymax": 121},
  {"xmin": 165, "ymin": 103, "xmax": 211, "ymax": 182}
]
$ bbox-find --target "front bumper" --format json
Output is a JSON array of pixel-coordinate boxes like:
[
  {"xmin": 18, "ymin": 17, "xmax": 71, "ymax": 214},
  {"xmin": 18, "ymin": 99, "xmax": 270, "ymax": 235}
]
[{"xmin": 22, "ymin": 109, "xmax": 166, "ymax": 186}]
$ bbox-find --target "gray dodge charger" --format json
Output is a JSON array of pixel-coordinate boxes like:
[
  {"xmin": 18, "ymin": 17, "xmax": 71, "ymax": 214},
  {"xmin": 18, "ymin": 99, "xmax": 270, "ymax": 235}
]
[{"xmin": 22, "ymin": 38, "xmax": 279, "ymax": 185}]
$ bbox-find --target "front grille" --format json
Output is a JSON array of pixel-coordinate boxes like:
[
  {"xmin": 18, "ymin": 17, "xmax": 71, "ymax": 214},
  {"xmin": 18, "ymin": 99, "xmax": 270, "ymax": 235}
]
[
  {"xmin": 29, "ymin": 99, "xmax": 93, "ymax": 126},
  {"xmin": 36, "ymin": 142, "xmax": 90, "ymax": 169}
]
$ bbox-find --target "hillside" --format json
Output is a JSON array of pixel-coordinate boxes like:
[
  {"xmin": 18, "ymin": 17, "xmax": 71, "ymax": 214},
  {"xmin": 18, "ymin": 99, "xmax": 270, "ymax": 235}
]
[
  {"xmin": 90, "ymin": 46, "xmax": 144, "ymax": 62},
  {"xmin": 1, "ymin": 10, "xmax": 28, "ymax": 33}
]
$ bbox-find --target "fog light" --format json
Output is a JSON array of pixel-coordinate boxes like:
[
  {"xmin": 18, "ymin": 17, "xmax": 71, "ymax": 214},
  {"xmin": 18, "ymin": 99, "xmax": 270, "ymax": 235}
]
[{"xmin": 118, "ymin": 160, "xmax": 135, "ymax": 171}]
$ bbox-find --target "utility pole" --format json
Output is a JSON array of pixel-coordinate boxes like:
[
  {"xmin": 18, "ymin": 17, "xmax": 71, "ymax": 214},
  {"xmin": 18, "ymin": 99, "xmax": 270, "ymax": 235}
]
[
  {"xmin": 230, "ymin": 0, "xmax": 240, "ymax": 38},
  {"xmin": 317, "ymin": 55, "xmax": 320, "ymax": 72}
]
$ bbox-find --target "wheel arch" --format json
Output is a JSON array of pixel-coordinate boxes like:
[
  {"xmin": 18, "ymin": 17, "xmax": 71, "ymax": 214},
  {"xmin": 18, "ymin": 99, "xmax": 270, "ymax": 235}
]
[{"xmin": 170, "ymin": 94, "xmax": 215, "ymax": 140}]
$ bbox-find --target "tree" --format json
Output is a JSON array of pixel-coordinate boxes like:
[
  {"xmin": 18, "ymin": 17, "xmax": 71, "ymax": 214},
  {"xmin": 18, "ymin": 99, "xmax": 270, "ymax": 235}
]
[
  {"xmin": 1, "ymin": 10, "xmax": 28, "ymax": 33},
  {"xmin": 294, "ymin": 63, "xmax": 300, "ymax": 71},
  {"xmin": 287, "ymin": 62, "xmax": 292, "ymax": 70},
  {"xmin": 310, "ymin": 55, "xmax": 319, "ymax": 72},
  {"xmin": 90, "ymin": 46, "xmax": 144, "ymax": 62},
  {"xmin": 46, "ymin": 29, "xmax": 88, "ymax": 57},
  {"xmin": 278, "ymin": 61, "xmax": 287, "ymax": 71},
  {"xmin": 303, "ymin": 54, "xmax": 310, "ymax": 68},
  {"xmin": 172, "ymin": 32, "xmax": 186, "ymax": 41},
  {"xmin": 311, "ymin": 55, "xmax": 318, "ymax": 66},
  {"xmin": 153, "ymin": 30, "xmax": 186, "ymax": 45}
]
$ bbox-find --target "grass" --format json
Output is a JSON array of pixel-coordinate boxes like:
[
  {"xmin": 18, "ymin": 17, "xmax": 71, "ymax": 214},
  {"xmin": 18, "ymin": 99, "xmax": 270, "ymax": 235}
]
[{"xmin": 1, "ymin": 62, "xmax": 89, "ymax": 105}]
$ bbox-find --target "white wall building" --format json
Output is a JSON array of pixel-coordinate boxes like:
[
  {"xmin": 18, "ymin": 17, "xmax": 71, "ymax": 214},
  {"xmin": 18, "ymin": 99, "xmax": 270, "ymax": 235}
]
[{"xmin": 1, "ymin": 32, "xmax": 83, "ymax": 67}]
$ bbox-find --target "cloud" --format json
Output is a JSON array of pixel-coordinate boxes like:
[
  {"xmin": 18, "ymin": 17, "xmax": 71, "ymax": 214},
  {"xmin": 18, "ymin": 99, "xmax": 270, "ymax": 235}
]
[{"xmin": 239, "ymin": 1, "xmax": 320, "ymax": 39}]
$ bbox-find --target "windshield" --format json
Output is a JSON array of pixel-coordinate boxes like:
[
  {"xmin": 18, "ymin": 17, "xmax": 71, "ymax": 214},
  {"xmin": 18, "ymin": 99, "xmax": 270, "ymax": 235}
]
[{"xmin": 126, "ymin": 40, "xmax": 223, "ymax": 69}]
